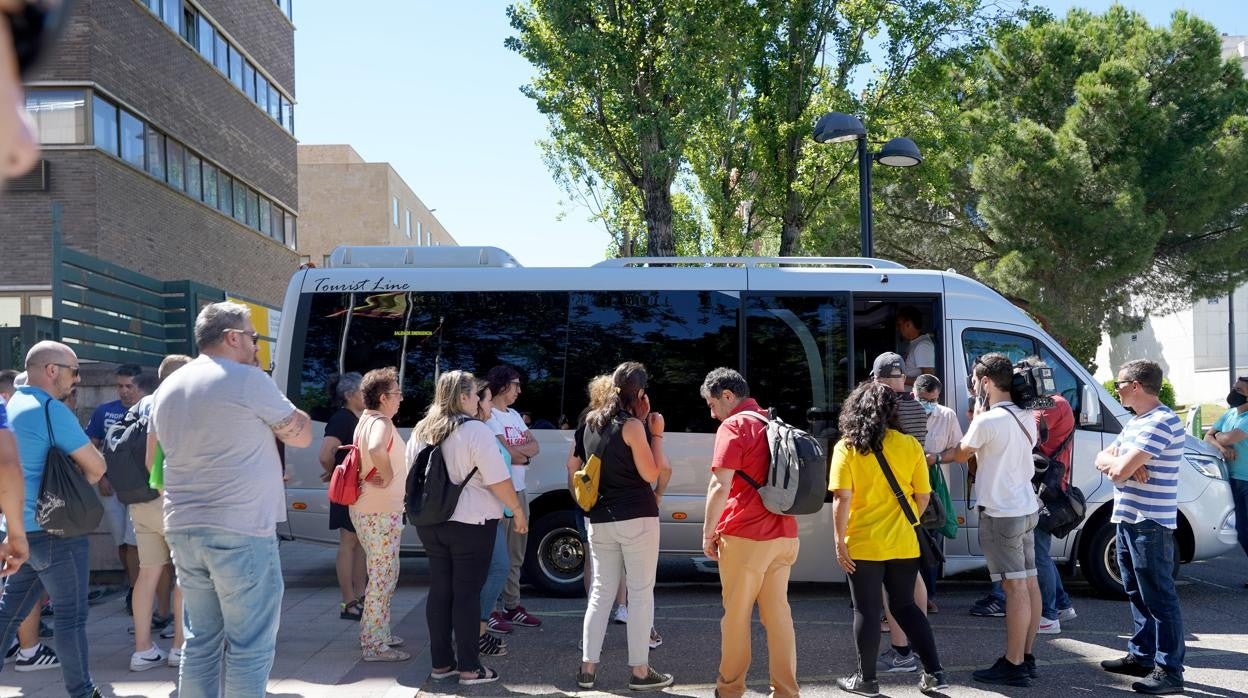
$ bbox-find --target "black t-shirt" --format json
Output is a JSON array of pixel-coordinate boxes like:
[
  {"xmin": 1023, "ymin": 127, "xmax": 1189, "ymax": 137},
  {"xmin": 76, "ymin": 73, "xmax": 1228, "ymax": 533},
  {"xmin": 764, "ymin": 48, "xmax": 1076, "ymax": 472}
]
[
  {"xmin": 577, "ymin": 417, "xmax": 659, "ymax": 524},
  {"xmin": 325, "ymin": 408, "xmax": 360, "ymax": 466}
]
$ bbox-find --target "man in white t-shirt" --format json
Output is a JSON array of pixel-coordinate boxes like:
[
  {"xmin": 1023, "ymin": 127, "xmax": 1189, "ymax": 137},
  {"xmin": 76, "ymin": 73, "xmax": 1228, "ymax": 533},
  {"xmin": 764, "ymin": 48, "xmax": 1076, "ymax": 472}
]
[
  {"xmin": 484, "ymin": 365, "xmax": 542, "ymax": 630},
  {"xmin": 896, "ymin": 307, "xmax": 936, "ymax": 387},
  {"xmin": 941, "ymin": 353, "xmax": 1040, "ymax": 688}
]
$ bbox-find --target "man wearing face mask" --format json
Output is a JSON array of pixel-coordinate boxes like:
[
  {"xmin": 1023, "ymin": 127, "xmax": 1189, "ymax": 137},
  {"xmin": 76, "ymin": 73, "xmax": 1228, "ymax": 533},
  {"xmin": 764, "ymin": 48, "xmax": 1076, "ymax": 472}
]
[
  {"xmin": 938, "ymin": 353, "xmax": 1041, "ymax": 687},
  {"xmin": 1205, "ymin": 377, "xmax": 1248, "ymax": 587}
]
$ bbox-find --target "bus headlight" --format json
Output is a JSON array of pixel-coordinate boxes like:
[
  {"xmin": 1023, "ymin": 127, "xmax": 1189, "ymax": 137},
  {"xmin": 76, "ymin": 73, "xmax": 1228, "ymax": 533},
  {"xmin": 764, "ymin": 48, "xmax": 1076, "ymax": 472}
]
[{"xmin": 1187, "ymin": 452, "xmax": 1226, "ymax": 480}]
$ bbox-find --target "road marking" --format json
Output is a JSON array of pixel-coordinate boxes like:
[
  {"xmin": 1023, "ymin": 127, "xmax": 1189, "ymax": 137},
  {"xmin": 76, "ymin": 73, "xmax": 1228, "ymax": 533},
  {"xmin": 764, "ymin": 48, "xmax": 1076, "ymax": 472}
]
[{"xmin": 1185, "ymin": 575, "xmax": 1237, "ymax": 591}]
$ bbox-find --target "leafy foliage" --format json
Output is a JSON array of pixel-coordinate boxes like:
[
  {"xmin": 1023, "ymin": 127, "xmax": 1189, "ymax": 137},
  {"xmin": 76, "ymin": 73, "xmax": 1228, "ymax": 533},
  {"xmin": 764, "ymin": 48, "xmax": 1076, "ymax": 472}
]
[{"xmin": 1103, "ymin": 377, "xmax": 1177, "ymax": 410}]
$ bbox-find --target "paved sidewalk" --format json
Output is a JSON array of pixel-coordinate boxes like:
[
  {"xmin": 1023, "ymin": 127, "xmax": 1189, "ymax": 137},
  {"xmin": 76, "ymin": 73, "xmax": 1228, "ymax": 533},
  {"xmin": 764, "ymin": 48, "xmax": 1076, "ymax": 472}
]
[{"xmin": 0, "ymin": 541, "xmax": 432, "ymax": 698}]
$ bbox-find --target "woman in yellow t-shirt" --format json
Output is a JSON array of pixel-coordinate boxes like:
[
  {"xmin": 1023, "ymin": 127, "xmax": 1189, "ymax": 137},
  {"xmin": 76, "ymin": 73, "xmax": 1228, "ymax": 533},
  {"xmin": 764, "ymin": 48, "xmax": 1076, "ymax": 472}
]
[{"xmin": 830, "ymin": 382, "xmax": 947, "ymax": 695}]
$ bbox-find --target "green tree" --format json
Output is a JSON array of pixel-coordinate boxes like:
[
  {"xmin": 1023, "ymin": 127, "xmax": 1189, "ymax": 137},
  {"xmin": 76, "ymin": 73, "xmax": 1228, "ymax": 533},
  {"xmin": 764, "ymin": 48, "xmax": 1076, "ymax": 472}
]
[
  {"xmin": 507, "ymin": 0, "xmax": 733, "ymax": 256},
  {"xmin": 874, "ymin": 7, "xmax": 1248, "ymax": 363}
]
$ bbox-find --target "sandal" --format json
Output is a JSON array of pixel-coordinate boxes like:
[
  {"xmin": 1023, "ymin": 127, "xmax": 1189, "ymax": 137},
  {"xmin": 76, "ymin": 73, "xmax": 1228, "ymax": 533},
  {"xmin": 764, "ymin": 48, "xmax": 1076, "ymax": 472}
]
[
  {"xmin": 339, "ymin": 600, "xmax": 362, "ymax": 621},
  {"xmin": 386, "ymin": 635, "xmax": 405, "ymax": 647},
  {"xmin": 430, "ymin": 666, "xmax": 458, "ymax": 680},
  {"xmin": 460, "ymin": 666, "xmax": 499, "ymax": 685},
  {"xmin": 363, "ymin": 648, "xmax": 411, "ymax": 662}
]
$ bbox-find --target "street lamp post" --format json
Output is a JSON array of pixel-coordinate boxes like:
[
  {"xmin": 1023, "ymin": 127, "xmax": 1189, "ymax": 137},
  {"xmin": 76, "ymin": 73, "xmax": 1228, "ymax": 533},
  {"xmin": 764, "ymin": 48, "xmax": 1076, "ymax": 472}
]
[{"xmin": 812, "ymin": 112, "xmax": 923, "ymax": 258}]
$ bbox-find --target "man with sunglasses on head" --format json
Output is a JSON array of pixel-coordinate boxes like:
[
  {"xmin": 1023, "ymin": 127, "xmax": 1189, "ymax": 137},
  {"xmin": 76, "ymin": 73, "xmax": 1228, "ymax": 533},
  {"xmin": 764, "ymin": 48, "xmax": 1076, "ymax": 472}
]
[
  {"xmin": 151, "ymin": 302, "xmax": 311, "ymax": 697},
  {"xmin": 0, "ymin": 341, "xmax": 107, "ymax": 696},
  {"xmin": 1095, "ymin": 360, "xmax": 1186, "ymax": 695}
]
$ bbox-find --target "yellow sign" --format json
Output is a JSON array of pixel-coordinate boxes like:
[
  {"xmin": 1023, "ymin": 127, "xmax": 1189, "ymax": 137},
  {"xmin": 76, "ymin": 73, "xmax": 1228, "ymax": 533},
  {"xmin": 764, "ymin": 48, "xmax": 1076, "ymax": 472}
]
[{"xmin": 226, "ymin": 296, "xmax": 281, "ymax": 372}]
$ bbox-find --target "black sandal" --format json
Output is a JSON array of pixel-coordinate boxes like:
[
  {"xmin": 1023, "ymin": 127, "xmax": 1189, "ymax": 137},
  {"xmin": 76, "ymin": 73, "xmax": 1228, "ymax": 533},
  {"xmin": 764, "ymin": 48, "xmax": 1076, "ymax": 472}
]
[
  {"xmin": 460, "ymin": 666, "xmax": 499, "ymax": 685},
  {"xmin": 339, "ymin": 599, "xmax": 362, "ymax": 620}
]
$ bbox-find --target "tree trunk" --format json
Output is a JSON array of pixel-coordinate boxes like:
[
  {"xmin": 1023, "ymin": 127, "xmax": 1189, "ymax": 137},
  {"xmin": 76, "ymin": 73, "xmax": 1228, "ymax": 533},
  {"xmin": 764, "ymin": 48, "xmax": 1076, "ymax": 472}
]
[
  {"xmin": 639, "ymin": 132, "xmax": 676, "ymax": 257},
  {"xmin": 778, "ymin": 186, "xmax": 804, "ymax": 256}
]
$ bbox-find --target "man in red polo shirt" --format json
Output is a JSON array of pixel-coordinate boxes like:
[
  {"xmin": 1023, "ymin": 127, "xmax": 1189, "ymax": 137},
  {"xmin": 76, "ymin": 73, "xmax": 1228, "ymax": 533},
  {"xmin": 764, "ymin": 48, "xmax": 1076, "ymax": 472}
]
[{"xmin": 701, "ymin": 368, "xmax": 800, "ymax": 698}]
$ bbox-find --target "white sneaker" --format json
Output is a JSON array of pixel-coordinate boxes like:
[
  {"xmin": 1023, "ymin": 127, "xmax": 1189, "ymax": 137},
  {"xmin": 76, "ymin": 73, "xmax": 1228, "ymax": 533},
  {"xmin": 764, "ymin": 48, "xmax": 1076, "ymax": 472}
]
[
  {"xmin": 130, "ymin": 645, "xmax": 168, "ymax": 672},
  {"xmin": 168, "ymin": 647, "xmax": 183, "ymax": 667},
  {"xmin": 1037, "ymin": 617, "xmax": 1061, "ymax": 635},
  {"xmin": 611, "ymin": 604, "xmax": 628, "ymax": 624},
  {"xmin": 1057, "ymin": 607, "xmax": 1077, "ymax": 622}
]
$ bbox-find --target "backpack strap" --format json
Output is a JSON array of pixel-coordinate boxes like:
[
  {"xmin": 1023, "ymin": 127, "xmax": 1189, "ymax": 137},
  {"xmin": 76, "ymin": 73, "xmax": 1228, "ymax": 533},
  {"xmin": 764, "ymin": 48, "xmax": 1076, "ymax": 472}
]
[
  {"xmin": 872, "ymin": 449, "xmax": 919, "ymax": 526},
  {"xmin": 995, "ymin": 404, "xmax": 1035, "ymax": 447},
  {"xmin": 730, "ymin": 410, "xmax": 770, "ymax": 490}
]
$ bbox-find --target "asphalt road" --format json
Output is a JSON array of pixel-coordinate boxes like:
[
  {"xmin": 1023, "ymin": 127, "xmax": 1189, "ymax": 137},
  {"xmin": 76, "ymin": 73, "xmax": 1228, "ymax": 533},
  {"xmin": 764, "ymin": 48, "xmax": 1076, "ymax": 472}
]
[{"xmin": 417, "ymin": 549, "xmax": 1248, "ymax": 697}]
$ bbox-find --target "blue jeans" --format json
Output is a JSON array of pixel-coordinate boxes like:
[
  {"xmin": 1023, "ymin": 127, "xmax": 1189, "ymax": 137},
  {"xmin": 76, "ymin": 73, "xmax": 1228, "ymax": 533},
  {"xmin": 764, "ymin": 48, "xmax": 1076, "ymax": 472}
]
[
  {"xmin": 986, "ymin": 527, "xmax": 1071, "ymax": 619},
  {"xmin": 1116, "ymin": 520, "xmax": 1185, "ymax": 674},
  {"xmin": 167, "ymin": 528, "xmax": 284, "ymax": 698},
  {"xmin": 0, "ymin": 532, "xmax": 94, "ymax": 697},
  {"xmin": 479, "ymin": 520, "xmax": 508, "ymax": 621},
  {"xmin": 1231, "ymin": 478, "xmax": 1248, "ymax": 558}
]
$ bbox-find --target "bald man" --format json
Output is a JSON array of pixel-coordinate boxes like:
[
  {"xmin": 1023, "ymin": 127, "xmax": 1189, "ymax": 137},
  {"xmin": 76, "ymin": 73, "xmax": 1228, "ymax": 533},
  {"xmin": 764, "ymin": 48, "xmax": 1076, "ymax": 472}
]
[{"xmin": 0, "ymin": 341, "xmax": 105, "ymax": 693}]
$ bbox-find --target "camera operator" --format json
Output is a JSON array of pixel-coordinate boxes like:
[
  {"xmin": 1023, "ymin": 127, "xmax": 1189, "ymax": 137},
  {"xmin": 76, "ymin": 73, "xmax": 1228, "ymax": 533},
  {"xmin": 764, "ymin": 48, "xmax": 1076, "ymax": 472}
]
[
  {"xmin": 937, "ymin": 352, "xmax": 1041, "ymax": 687},
  {"xmin": 968, "ymin": 357, "xmax": 1078, "ymax": 631}
]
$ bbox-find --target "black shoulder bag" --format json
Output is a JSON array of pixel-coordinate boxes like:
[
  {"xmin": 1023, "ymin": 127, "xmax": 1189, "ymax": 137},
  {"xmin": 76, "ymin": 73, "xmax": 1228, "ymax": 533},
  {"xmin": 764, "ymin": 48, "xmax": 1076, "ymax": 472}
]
[
  {"xmin": 35, "ymin": 400, "xmax": 105, "ymax": 538},
  {"xmin": 872, "ymin": 449, "xmax": 945, "ymax": 568},
  {"xmin": 405, "ymin": 417, "xmax": 480, "ymax": 527}
]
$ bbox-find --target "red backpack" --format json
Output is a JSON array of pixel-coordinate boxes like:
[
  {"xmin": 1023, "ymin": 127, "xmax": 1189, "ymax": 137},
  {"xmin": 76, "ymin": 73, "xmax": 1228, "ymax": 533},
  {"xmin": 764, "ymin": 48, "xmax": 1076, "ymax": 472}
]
[{"xmin": 328, "ymin": 417, "xmax": 388, "ymax": 506}]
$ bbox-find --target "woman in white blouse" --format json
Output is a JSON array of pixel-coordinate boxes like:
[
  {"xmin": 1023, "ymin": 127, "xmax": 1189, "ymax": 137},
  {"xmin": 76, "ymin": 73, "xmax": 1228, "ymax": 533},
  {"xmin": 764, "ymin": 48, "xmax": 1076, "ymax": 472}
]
[{"xmin": 407, "ymin": 370, "xmax": 527, "ymax": 685}]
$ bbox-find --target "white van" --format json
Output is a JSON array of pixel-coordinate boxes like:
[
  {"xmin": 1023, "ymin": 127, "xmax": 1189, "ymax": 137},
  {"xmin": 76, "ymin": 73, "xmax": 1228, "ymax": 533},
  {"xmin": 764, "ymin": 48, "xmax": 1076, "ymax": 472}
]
[{"xmin": 272, "ymin": 245, "xmax": 1239, "ymax": 597}]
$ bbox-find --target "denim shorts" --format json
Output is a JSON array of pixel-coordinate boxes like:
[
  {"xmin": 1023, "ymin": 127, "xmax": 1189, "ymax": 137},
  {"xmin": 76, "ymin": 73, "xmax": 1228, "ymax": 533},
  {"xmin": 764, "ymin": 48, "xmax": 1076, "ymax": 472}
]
[{"xmin": 979, "ymin": 511, "xmax": 1039, "ymax": 581}]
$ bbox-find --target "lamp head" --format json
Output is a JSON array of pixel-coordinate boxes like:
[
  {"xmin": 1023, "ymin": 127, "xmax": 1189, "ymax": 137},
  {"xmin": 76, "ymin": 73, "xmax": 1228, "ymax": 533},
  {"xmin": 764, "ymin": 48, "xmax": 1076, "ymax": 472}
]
[
  {"xmin": 812, "ymin": 112, "xmax": 866, "ymax": 144},
  {"xmin": 875, "ymin": 137, "xmax": 923, "ymax": 167}
]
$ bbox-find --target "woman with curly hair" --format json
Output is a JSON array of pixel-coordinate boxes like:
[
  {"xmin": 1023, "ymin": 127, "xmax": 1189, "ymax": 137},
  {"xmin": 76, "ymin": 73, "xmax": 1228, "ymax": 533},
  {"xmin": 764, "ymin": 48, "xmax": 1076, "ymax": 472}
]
[{"xmin": 830, "ymin": 382, "xmax": 947, "ymax": 695}]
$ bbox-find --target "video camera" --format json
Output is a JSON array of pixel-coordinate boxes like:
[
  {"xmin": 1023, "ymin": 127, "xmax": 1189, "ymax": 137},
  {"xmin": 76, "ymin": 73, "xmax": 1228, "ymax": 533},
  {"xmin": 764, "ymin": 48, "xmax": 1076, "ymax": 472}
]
[{"xmin": 1010, "ymin": 362, "xmax": 1057, "ymax": 410}]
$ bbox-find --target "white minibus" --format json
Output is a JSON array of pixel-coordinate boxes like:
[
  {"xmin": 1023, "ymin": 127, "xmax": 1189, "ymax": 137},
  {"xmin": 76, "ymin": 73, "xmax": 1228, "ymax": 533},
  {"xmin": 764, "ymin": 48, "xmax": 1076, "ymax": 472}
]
[{"xmin": 273, "ymin": 245, "xmax": 1238, "ymax": 597}]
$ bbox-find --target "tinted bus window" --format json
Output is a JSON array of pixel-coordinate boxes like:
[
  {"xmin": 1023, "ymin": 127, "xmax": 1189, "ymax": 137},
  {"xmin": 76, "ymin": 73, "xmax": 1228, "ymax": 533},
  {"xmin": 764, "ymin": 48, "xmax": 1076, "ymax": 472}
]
[
  {"xmin": 564, "ymin": 290, "xmax": 739, "ymax": 434},
  {"xmin": 745, "ymin": 293, "xmax": 850, "ymax": 440},
  {"xmin": 298, "ymin": 291, "xmax": 570, "ymax": 427}
]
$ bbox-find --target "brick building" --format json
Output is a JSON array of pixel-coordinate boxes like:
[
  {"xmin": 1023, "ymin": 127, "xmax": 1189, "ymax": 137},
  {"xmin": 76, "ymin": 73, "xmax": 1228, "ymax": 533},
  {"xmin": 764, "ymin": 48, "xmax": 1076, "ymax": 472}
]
[
  {"xmin": 297, "ymin": 144, "xmax": 455, "ymax": 268},
  {"xmin": 0, "ymin": 0, "xmax": 299, "ymax": 362}
]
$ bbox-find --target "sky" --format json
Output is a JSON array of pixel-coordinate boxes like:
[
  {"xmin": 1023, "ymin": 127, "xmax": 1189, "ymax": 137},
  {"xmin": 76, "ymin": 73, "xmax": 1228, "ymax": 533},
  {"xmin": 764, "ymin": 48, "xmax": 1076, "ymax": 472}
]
[{"xmin": 293, "ymin": 1, "xmax": 1245, "ymax": 268}]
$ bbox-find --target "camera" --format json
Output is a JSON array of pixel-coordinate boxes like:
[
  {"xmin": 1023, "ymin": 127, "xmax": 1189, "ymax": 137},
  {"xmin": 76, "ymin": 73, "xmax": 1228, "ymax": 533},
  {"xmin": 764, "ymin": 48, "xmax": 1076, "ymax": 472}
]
[{"xmin": 1010, "ymin": 362, "xmax": 1056, "ymax": 410}]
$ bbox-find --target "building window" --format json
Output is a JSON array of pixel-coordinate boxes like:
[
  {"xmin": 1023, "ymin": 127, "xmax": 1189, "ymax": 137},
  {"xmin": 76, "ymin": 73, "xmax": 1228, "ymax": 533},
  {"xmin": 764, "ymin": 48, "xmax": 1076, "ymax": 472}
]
[
  {"xmin": 166, "ymin": 139, "xmax": 185, "ymax": 190},
  {"xmin": 284, "ymin": 215, "xmax": 296, "ymax": 249},
  {"xmin": 196, "ymin": 14, "xmax": 213, "ymax": 61},
  {"xmin": 232, "ymin": 179, "xmax": 247, "ymax": 222},
  {"xmin": 202, "ymin": 162, "xmax": 218, "ymax": 207},
  {"xmin": 213, "ymin": 31, "xmax": 228, "ymax": 74},
  {"xmin": 228, "ymin": 44, "xmax": 244, "ymax": 92},
  {"xmin": 29, "ymin": 295, "xmax": 53, "ymax": 318},
  {"xmin": 119, "ymin": 110, "xmax": 145, "ymax": 169},
  {"xmin": 217, "ymin": 173, "xmax": 233, "ymax": 215},
  {"xmin": 92, "ymin": 95, "xmax": 118, "ymax": 155},
  {"xmin": 322, "ymin": 254, "xmax": 332, "ymax": 268},
  {"xmin": 185, "ymin": 152, "xmax": 202, "ymax": 200},
  {"xmin": 180, "ymin": 4, "xmax": 196, "ymax": 44},
  {"xmin": 392, "ymin": 197, "xmax": 399, "ymax": 227},
  {"xmin": 270, "ymin": 205, "xmax": 284, "ymax": 241},
  {"xmin": 416, "ymin": 220, "xmax": 422, "ymax": 245},
  {"xmin": 259, "ymin": 197, "xmax": 272, "ymax": 236},
  {"xmin": 145, "ymin": 129, "xmax": 166, "ymax": 181},
  {"xmin": 254, "ymin": 77, "xmax": 267, "ymax": 111},
  {"xmin": 243, "ymin": 62, "xmax": 256, "ymax": 102},
  {"xmin": 25, "ymin": 89, "xmax": 85, "ymax": 144},
  {"xmin": 266, "ymin": 82, "xmax": 280, "ymax": 121},
  {"xmin": 246, "ymin": 188, "xmax": 260, "ymax": 229},
  {"xmin": 282, "ymin": 99, "xmax": 294, "ymax": 134},
  {"xmin": 161, "ymin": 0, "xmax": 182, "ymax": 35},
  {"xmin": 0, "ymin": 297, "xmax": 20, "ymax": 328},
  {"xmin": 405, "ymin": 209, "xmax": 412, "ymax": 238}
]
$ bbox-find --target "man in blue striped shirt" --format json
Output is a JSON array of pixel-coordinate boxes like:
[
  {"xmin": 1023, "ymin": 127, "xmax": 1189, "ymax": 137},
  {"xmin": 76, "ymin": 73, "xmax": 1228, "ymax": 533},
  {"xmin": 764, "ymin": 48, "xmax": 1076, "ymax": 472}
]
[{"xmin": 1094, "ymin": 360, "xmax": 1185, "ymax": 695}]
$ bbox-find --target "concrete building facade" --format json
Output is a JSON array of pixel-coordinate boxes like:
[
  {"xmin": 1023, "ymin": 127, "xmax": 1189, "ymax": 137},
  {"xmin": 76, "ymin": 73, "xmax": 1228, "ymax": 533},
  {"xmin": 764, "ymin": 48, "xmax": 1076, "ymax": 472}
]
[
  {"xmin": 297, "ymin": 144, "xmax": 455, "ymax": 267},
  {"xmin": 0, "ymin": 0, "xmax": 300, "ymax": 335}
]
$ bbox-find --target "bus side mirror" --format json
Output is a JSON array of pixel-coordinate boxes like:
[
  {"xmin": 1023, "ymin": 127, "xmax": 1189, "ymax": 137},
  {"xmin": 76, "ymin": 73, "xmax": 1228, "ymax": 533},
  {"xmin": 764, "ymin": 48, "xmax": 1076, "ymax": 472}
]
[{"xmin": 1080, "ymin": 384, "xmax": 1102, "ymax": 427}]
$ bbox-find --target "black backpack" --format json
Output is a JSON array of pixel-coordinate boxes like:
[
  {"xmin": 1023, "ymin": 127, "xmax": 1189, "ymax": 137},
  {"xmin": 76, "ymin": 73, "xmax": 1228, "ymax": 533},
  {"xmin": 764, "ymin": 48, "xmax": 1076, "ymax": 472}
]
[
  {"xmin": 103, "ymin": 407, "xmax": 160, "ymax": 505},
  {"xmin": 405, "ymin": 418, "xmax": 479, "ymax": 527},
  {"xmin": 736, "ymin": 410, "xmax": 828, "ymax": 516},
  {"xmin": 35, "ymin": 400, "xmax": 105, "ymax": 538}
]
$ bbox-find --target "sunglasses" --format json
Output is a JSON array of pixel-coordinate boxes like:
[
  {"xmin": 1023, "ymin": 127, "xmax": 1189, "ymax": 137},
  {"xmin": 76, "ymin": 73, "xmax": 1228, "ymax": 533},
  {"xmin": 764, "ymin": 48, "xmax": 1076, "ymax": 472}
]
[
  {"xmin": 1114, "ymin": 380, "xmax": 1134, "ymax": 390},
  {"xmin": 49, "ymin": 361, "xmax": 79, "ymax": 377},
  {"xmin": 224, "ymin": 328, "xmax": 260, "ymax": 343},
  {"xmin": 6, "ymin": 1, "xmax": 74, "ymax": 77}
]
